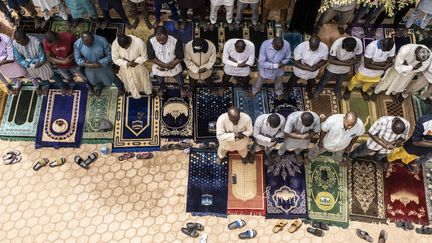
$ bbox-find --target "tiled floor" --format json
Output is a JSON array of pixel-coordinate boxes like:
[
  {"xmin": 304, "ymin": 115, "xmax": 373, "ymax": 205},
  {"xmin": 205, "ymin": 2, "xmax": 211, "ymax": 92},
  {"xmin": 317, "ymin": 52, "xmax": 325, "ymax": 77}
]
[{"xmin": 0, "ymin": 140, "xmax": 431, "ymax": 243}]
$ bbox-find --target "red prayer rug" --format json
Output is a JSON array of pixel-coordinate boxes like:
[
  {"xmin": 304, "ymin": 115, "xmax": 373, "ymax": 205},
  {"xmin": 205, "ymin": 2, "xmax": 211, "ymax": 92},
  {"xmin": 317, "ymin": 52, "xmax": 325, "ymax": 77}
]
[
  {"xmin": 385, "ymin": 162, "xmax": 429, "ymax": 225},
  {"xmin": 227, "ymin": 153, "xmax": 266, "ymax": 215}
]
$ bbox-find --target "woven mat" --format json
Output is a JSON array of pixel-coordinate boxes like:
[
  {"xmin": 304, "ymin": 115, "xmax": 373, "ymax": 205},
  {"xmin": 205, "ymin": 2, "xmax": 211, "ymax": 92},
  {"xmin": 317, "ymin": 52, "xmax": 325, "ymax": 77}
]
[
  {"xmin": 422, "ymin": 159, "xmax": 432, "ymax": 224},
  {"xmin": 384, "ymin": 28, "xmax": 415, "ymax": 54},
  {"xmin": 233, "ymin": 88, "xmax": 268, "ymax": 123},
  {"xmin": 377, "ymin": 94, "xmax": 416, "ymax": 134},
  {"xmin": 0, "ymin": 86, "xmax": 42, "ymax": 141},
  {"xmin": 50, "ymin": 20, "xmax": 90, "ymax": 37},
  {"xmin": 349, "ymin": 157, "xmax": 386, "ymax": 223},
  {"xmin": 306, "ymin": 155, "xmax": 349, "ymax": 228},
  {"xmin": 412, "ymin": 93, "xmax": 432, "ymax": 119},
  {"xmin": 0, "ymin": 91, "xmax": 6, "ymax": 127},
  {"xmin": 160, "ymin": 85, "xmax": 193, "ymax": 138},
  {"xmin": 82, "ymin": 87, "xmax": 118, "ymax": 144},
  {"xmin": 385, "ymin": 162, "xmax": 429, "ymax": 225},
  {"xmin": 227, "ymin": 153, "xmax": 266, "ymax": 215},
  {"xmin": 186, "ymin": 149, "xmax": 228, "ymax": 217},
  {"xmin": 265, "ymin": 153, "xmax": 307, "ymax": 219},
  {"xmin": 112, "ymin": 95, "xmax": 160, "ymax": 152},
  {"xmin": 304, "ymin": 88, "xmax": 340, "ymax": 121},
  {"xmin": 268, "ymin": 87, "xmax": 304, "ymax": 118}
]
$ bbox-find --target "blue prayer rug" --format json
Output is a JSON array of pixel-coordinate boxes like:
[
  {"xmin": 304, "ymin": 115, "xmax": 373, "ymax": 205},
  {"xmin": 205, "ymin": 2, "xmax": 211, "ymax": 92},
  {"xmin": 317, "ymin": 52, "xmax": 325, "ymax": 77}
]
[
  {"xmin": 160, "ymin": 85, "xmax": 193, "ymax": 138},
  {"xmin": 265, "ymin": 154, "xmax": 307, "ymax": 219},
  {"xmin": 35, "ymin": 85, "xmax": 88, "ymax": 148},
  {"xmin": 282, "ymin": 32, "xmax": 303, "ymax": 65},
  {"xmin": 233, "ymin": 87, "xmax": 269, "ymax": 123},
  {"xmin": 384, "ymin": 28, "xmax": 415, "ymax": 54},
  {"xmin": 267, "ymin": 87, "xmax": 304, "ymax": 118},
  {"xmin": 112, "ymin": 95, "xmax": 160, "ymax": 152},
  {"xmin": 163, "ymin": 21, "xmax": 194, "ymax": 46},
  {"xmin": 193, "ymin": 87, "xmax": 233, "ymax": 143},
  {"xmin": 186, "ymin": 149, "xmax": 228, "ymax": 217}
]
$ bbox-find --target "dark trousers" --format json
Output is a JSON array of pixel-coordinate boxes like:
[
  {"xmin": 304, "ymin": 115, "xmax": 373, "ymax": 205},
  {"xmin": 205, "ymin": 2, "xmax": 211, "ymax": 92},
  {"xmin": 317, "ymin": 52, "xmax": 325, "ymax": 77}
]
[
  {"xmin": 154, "ymin": 0, "xmax": 179, "ymax": 22},
  {"xmin": 0, "ymin": 1, "xmax": 13, "ymax": 20},
  {"xmin": 101, "ymin": 0, "xmax": 130, "ymax": 24},
  {"xmin": 350, "ymin": 4, "xmax": 383, "ymax": 27},
  {"xmin": 155, "ymin": 72, "xmax": 184, "ymax": 91},
  {"xmin": 373, "ymin": 2, "xmax": 414, "ymax": 29},
  {"xmin": 180, "ymin": 7, "xmax": 207, "ymax": 22},
  {"xmin": 222, "ymin": 73, "xmax": 250, "ymax": 89},
  {"xmin": 315, "ymin": 69, "xmax": 348, "ymax": 96},
  {"xmin": 127, "ymin": 0, "xmax": 149, "ymax": 20},
  {"xmin": 349, "ymin": 142, "xmax": 387, "ymax": 163},
  {"xmin": 287, "ymin": 74, "xmax": 316, "ymax": 93},
  {"xmin": 189, "ymin": 76, "xmax": 214, "ymax": 92}
]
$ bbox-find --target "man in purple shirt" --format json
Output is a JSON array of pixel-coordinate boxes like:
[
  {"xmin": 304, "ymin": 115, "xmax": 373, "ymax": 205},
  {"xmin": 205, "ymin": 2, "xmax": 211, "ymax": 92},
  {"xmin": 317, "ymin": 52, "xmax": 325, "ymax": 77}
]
[{"xmin": 252, "ymin": 37, "xmax": 291, "ymax": 100}]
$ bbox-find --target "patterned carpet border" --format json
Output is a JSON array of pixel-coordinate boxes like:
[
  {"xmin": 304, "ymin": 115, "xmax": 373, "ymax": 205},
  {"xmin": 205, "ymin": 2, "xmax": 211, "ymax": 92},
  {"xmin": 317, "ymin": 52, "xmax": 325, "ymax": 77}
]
[
  {"xmin": 233, "ymin": 87, "xmax": 269, "ymax": 123},
  {"xmin": 377, "ymin": 94, "xmax": 416, "ymax": 135},
  {"xmin": 304, "ymin": 88, "xmax": 340, "ymax": 121},
  {"xmin": 422, "ymin": 159, "xmax": 432, "ymax": 224}
]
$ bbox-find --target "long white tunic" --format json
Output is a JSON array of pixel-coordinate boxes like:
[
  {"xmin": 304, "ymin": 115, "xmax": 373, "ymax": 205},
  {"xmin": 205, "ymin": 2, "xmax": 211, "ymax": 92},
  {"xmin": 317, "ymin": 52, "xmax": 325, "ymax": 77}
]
[
  {"xmin": 112, "ymin": 35, "xmax": 151, "ymax": 98},
  {"xmin": 375, "ymin": 44, "xmax": 432, "ymax": 95},
  {"xmin": 222, "ymin": 38, "xmax": 255, "ymax": 77},
  {"xmin": 217, "ymin": 112, "xmax": 253, "ymax": 153},
  {"xmin": 32, "ymin": 0, "xmax": 60, "ymax": 10}
]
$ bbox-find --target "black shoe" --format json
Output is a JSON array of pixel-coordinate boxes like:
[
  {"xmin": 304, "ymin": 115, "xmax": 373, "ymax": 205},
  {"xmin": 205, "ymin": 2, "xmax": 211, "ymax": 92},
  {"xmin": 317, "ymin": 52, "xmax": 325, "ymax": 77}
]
[
  {"xmin": 343, "ymin": 89, "xmax": 351, "ymax": 100},
  {"xmin": 360, "ymin": 90, "xmax": 370, "ymax": 101},
  {"xmin": 307, "ymin": 227, "xmax": 324, "ymax": 237}
]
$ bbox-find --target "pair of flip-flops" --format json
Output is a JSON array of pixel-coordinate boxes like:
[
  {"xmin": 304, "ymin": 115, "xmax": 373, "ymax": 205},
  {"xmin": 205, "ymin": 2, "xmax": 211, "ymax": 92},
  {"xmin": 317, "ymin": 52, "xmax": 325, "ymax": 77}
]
[
  {"xmin": 306, "ymin": 221, "xmax": 329, "ymax": 237},
  {"xmin": 227, "ymin": 219, "xmax": 257, "ymax": 239},
  {"xmin": 118, "ymin": 152, "xmax": 153, "ymax": 161},
  {"xmin": 33, "ymin": 157, "xmax": 66, "ymax": 171},
  {"xmin": 272, "ymin": 219, "xmax": 302, "ymax": 233},
  {"xmin": 75, "ymin": 152, "xmax": 98, "ymax": 169},
  {"xmin": 396, "ymin": 221, "xmax": 414, "ymax": 231},
  {"xmin": 3, "ymin": 150, "xmax": 22, "ymax": 165},
  {"xmin": 416, "ymin": 226, "xmax": 432, "ymax": 235},
  {"xmin": 181, "ymin": 222, "xmax": 204, "ymax": 238},
  {"xmin": 357, "ymin": 229, "xmax": 388, "ymax": 243}
]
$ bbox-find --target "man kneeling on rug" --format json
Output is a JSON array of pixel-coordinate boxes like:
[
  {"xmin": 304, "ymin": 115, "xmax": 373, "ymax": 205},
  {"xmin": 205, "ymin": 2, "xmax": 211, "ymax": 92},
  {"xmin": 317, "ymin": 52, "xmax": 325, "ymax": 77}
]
[
  {"xmin": 216, "ymin": 106, "xmax": 253, "ymax": 164},
  {"xmin": 252, "ymin": 113, "xmax": 285, "ymax": 158}
]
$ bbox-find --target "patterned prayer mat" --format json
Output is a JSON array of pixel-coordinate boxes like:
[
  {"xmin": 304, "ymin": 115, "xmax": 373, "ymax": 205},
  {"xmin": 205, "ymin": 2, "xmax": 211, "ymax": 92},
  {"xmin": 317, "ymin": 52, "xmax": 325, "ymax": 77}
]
[
  {"xmin": 348, "ymin": 157, "xmax": 386, "ymax": 223},
  {"xmin": 249, "ymin": 23, "xmax": 274, "ymax": 57},
  {"xmin": 227, "ymin": 153, "xmax": 266, "ymax": 215},
  {"xmin": 91, "ymin": 22, "xmax": 125, "ymax": 44},
  {"xmin": 224, "ymin": 27, "xmax": 244, "ymax": 41},
  {"xmin": 35, "ymin": 86, "xmax": 88, "ymax": 148},
  {"xmin": 0, "ymin": 91, "xmax": 6, "ymax": 127},
  {"xmin": 306, "ymin": 155, "xmax": 349, "ymax": 228},
  {"xmin": 112, "ymin": 95, "xmax": 160, "ymax": 152},
  {"xmin": 384, "ymin": 28, "xmax": 415, "ymax": 54},
  {"xmin": 282, "ymin": 32, "xmax": 303, "ymax": 66},
  {"xmin": 350, "ymin": 26, "xmax": 385, "ymax": 48},
  {"xmin": 233, "ymin": 87, "xmax": 268, "ymax": 123},
  {"xmin": 268, "ymin": 87, "xmax": 304, "ymax": 118},
  {"xmin": 193, "ymin": 87, "xmax": 233, "ymax": 143},
  {"xmin": 414, "ymin": 26, "xmax": 432, "ymax": 48},
  {"xmin": 50, "ymin": 20, "xmax": 90, "ymax": 37},
  {"xmin": 0, "ymin": 86, "xmax": 42, "ymax": 141},
  {"xmin": 160, "ymin": 85, "xmax": 193, "ymax": 138},
  {"xmin": 385, "ymin": 162, "xmax": 429, "ymax": 225},
  {"xmin": 304, "ymin": 88, "xmax": 340, "ymax": 121},
  {"xmin": 186, "ymin": 149, "xmax": 228, "ymax": 217},
  {"xmin": 82, "ymin": 87, "xmax": 118, "ymax": 144},
  {"xmin": 197, "ymin": 26, "xmax": 219, "ymax": 52},
  {"xmin": 412, "ymin": 93, "xmax": 432, "ymax": 118},
  {"xmin": 422, "ymin": 159, "xmax": 432, "ymax": 224},
  {"xmin": 341, "ymin": 91, "xmax": 378, "ymax": 141},
  {"xmin": 265, "ymin": 153, "xmax": 307, "ymax": 219},
  {"xmin": 163, "ymin": 21, "xmax": 194, "ymax": 47},
  {"xmin": 18, "ymin": 18, "xmax": 51, "ymax": 35},
  {"xmin": 377, "ymin": 94, "xmax": 416, "ymax": 134}
]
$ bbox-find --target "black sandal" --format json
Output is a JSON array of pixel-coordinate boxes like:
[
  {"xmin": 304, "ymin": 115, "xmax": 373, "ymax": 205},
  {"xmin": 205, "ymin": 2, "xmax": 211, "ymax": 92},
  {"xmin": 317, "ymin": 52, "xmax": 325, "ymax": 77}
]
[
  {"xmin": 356, "ymin": 229, "xmax": 373, "ymax": 242},
  {"xmin": 307, "ymin": 227, "xmax": 324, "ymax": 237},
  {"xmin": 311, "ymin": 221, "xmax": 329, "ymax": 231},
  {"xmin": 181, "ymin": 226, "xmax": 199, "ymax": 238},
  {"xmin": 186, "ymin": 222, "xmax": 204, "ymax": 231},
  {"xmin": 74, "ymin": 155, "xmax": 88, "ymax": 169},
  {"xmin": 415, "ymin": 226, "xmax": 432, "ymax": 235},
  {"xmin": 84, "ymin": 152, "xmax": 98, "ymax": 166}
]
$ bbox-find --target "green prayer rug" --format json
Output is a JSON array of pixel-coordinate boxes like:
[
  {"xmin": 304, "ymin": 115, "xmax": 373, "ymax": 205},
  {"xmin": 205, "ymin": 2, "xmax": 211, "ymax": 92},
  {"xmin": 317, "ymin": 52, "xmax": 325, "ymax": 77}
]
[
  {"xmin": 412, "ymin": 93, "xmax": 432, "ymax": 118},
  {"xmin": 50, "ymin": 20, "xmax": 91, "ymax": 37},
  {"xmin": 306, "ymin": 155, "xmax": 349, "ymax": 228},
  {"xmin": 83, "ymin": 87, "xmax": 118, "ymax": 143}
]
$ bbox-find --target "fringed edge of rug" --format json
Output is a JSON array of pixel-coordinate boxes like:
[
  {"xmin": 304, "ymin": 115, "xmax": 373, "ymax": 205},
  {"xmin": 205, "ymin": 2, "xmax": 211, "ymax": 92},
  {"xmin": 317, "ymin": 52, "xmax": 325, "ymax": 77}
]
[
  {"xmin": 0, "ymin": 136, "xmax": 35, "ymax": 142},
  {"xmin": 303, "ymin": 219, "xmax": 350, "ymax": 229},
  {"xmin": 111, "ymin": 146, "xmax": 161, "ymax": 153},
  {"xmin": 227, "ymin": 209, "xmax": 266, "ymax": 216},
  {"xmin": 387, "ymin": 218, "xmax": 430, "ymax": 226},
  {"xmin": 265, "ymin": 214, "xmax": 308, "ymax": 220},
  {"xmin": 82, "ymin": 139, "xmax": 113, "ymax": 144},
  {"xmin": 349, "ymin": 215, "xmax": 388, "ymax": 225},
  {"xmin": 189, "ymin": 212, "xmax": 228, "ymax": 218}
]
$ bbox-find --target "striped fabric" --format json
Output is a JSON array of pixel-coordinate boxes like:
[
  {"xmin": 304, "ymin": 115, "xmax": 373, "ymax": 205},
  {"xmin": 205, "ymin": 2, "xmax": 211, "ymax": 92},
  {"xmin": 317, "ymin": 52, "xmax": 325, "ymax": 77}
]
[{"xmin": 63, "ymin": 0, "xmax": 96, "ymax": 19}]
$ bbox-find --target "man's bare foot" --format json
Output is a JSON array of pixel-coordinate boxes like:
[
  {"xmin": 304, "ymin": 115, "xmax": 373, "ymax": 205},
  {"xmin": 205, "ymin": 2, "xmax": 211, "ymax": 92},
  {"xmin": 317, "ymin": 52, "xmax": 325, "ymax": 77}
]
[
  {"xmin": 215, "ymin": 157, "xmax": 223, "ymax": 164},
  {"xmin": 144, "ymin": 20, "xmax": 152, "ymax": 30},
  {"xmin": 228, "ymin": 23, "xmax": 234, "ymax": 31},
  {"xmin": 132, "ymin": 18, "xmax": 139, "ymax": 29},
  {"xmin": 259, "ymin": 23, "xmax": 266, "ymax": 32}
]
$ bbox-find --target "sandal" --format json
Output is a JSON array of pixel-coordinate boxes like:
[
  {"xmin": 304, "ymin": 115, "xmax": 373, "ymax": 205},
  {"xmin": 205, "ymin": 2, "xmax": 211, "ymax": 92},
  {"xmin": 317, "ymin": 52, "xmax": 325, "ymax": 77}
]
[
  {"xmin": 49, "ymin": 157, "xmax": 66, "ymax": 168},
  {"xmin": 356, "ymin": 229, "xmax": 373, "ymax": 242},
  {"xmin": 118, "ymin": 152, "xmax": 134, "ymax": 161},
  {"xmin": 311, "ymin": 221, "xmax": 329, "ymax": 231},
  {"xmin": 33, "ymin": 158, "xmax": 49, "ymax": 171},
  {"xmin": 85, "ymin": 152, "xmax": 99, "ymax": 165},
  {"xmin": 228, "ymin": 219, "xmax": 246, "ymax": 230},
  {"xmin": 161, "ymin": 144, "xmax": 174, "ymax": 151},
  {"xmin": 288, "ymin": 219, "xmax": 302, "ymax": 233},
  {"xmin": 238, "ymin": 229, "xmax": 257, "ymax": 239},
  {"xmin": 181, "ymin": 226, "xmax": 199, "ymax": 238},
  {"xmin": 74, "ymin": 155, "xmax": 88, "ymax": 169},
  {"xmin": 136, "ymin": 152, "xmax": 154, "ymax": 160},
  {"xmin": 307, "ymin": 227, "xmax": 324, "ymax": 237},
  {"xmin": 186, "ymin": 222, "xmax": 204, "ymax": 231},
  {"xmin": 396, "ymin": 221, "xmax": 414, "ymax": 231},
  {"xmin": 378, "ymin": 230, "xmax": 388, "ymax": 243},
  {"xmin": 272, "ymin": 220, "xmax": 288, "ymax": 233},
  {"xmin": 415, "ymin": 226, "xmax": 432, "ymax": 235}
]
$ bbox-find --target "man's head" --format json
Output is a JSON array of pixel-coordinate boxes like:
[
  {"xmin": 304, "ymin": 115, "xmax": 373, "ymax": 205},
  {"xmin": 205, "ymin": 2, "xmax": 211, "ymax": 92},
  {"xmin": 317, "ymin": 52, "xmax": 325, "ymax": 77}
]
[
  {"xmin": 44, "ymin": 31, "xmax": 58, "ymax": 44},
  {"xmin": 301, "ymin": 112, "xmax": 315, "ymax": 127},
  {"xmin": 268, "ymin": 113, "xmax": 281, "ymax": 128},
  {"xmin": 380, "ymin": 38, "xmax": 394, "ymax": 52},
  {"xmin": 227, "ymin": 106, "xmax": 241, "ymax": 125},
  {"xmin": 235, "ymin": 40, "xmax": 246, "ymax": 53},
  {"xmin": 155, "ymin": 26, "xmax": 168, "ymax": 45},
  {"xmin": 309, "ymin": 35, "xmax": 321, "ymax": 51},
  {"xmin": 81, "ymin": 32, "xmax": 94, "ymax": 47},
  {"xmin": 14, "ymin": 30, "xmax": 29, "ymax": 46},
  {"xmin": 272, "ymin": 37, "xmax": 284, "ymax": 51},
  {"xmin": 343, "ymin": 112, "xmax": 358, "ymax": 129},
  {"xmin": 192, "ymin": 38, "xmax": 209, "ymax": 53},
  {"xmin": 342, "ymin": 37, "xmax": 357, "ymax": 52},
  {"xmin": 117, "ymin": 35, "xmax": 132, "ymax": 49},
  {"xmin": 415, "ymin": 46, "xmax": 431, "ymax": 62},
  {"xmin": 392, "ymin": 117, "xmax": 406, "ymax": 135}
]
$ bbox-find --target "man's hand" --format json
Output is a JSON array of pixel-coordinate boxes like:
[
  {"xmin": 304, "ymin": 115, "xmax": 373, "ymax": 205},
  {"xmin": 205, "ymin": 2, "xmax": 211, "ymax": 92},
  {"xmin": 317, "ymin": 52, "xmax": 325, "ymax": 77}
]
[
  {"xmin": 198, "ymin": 68, "xmax": 207, "ymax": 73},
  {"xmin": 235, "ymin": 132, "xmax": 245, "ymax": 139},
  {"xmin": 413, "ymin": 62, "xmax": 423, "ymax": 70},
  {"xmin": 393, "ymin": 140, "xmax": 404, "ymax": 147},
  {"xmin": 237, "ymin": 62, "xmax": 248, "ymax": 68},
  {"xmin": 278, "ymin": 62, "xmax": 284, "ymax": 69},
  {"xmin": 127, "ymin": 61, "xmax": 138, "ymax": 67},
  {"xmin": 157, "ymin": 66, "xmax": 167, "ymax": 71},
  {"xmin": 229, "ymin": 56, "xmax": 237, "ymax": 63}
]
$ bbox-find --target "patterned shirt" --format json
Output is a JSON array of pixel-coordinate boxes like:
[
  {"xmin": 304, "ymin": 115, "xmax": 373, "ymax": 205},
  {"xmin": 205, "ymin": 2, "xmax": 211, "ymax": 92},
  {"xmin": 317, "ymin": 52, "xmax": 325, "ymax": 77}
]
[
  {"xmin": 253, "ymin": 113, "xmax": 285, "ymax": 147},
  {"xmin": 321, "ymin": 114, "xmax": 365, "ymax": 152},
  {"xmin": 367, "ymin": 116, "xmax": 410, "ymax": 153},
  {"xmin": 258, "ymin": 39, "xmax": 291, "ymax": 80}
]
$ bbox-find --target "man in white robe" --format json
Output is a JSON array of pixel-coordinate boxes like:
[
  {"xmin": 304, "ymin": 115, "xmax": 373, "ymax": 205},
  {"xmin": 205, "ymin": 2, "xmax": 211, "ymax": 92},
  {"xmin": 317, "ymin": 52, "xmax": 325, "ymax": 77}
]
[
  {"xmin": 112, "ymin": 34, "xmax": 151, "ymax": 99},
  {"xmin": 32, "ymin": 0, "xmax": 68, "ymax": 23},
  {"xmin": 216, "ymin": 106, "xmax": 253, "ymax": 164}
]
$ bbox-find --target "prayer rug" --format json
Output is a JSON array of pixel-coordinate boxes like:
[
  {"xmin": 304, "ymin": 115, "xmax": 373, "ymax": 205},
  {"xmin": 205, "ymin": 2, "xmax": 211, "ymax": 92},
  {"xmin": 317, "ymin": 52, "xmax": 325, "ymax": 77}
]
[
  {"xmin": 249, "ymin": 25, "xmax": 271, "ymax": 57},
  {"xmin": 350, "ymin": 26, "xmax": 385, "ymax": 48},
  {"xmin": 82, "ymin": 87, "xmax": 118, "ymax": 144},
  {"xmin": 412, "ymin": 93, "xmax": 432, "ymax": 118},
  {"xmin": 282, "ymin": 32, "xmax": 303, "ymax": 65},
  {"xmin": 265, "ymin": 153, "xmax": 307, "ymax": 219},
  {"xmin": 304, "ymin": 88, "xmax": 340, "ymax": 121},
  {"xmin": 198, "ymin": 26, "xmax": 219, "ymax": 52},
  {"xmin": 50, "ymin": 20, "xmax": 91, "ymax": 37},
  {"xmin": 384, "ymin": 28, "xmax": 415, "ymax": 54},
  {"xmin": 385, "ymin": 162, "xmax": 429, "ymax": 225},
  {"xmin": 112, "ymin": 95, "xmax": 160, "ymax": 152},
  {"xmin": 91, "ymin": 22, "xmax": 125, "ymax": 44},
  {"xmin": 0, "ymin": 91, "xmax": 6, "ymax": 127},
  {"xmin": 0, "ymin": 86, "xmax": 42, "ymax": 141},
  {"xmin": 348, "ymin": 157, "xmax": 386, "ymax": 223},
  {"xmin": 233, "ymin": 87, "xmax": 268, "ymax": 123},
  {"xmin": 306, "ymin": 155, "xmax": 349, "ymax": 228},
  {"xmin": 35, "ymin": 85, "xmax": 88, "ymax": 148},
  {"xmin": 377, "ymin": 94, "xmax": 416, "ymax": 134},
  {"xmin": 414, "ymin": 26, "xmax": 432, "ymax": 48},
  {"xmin": 163, "ymin": 21, "xmax": 193, "ymax": 46},
  {"xmin": 160, "ymin": 85, "xmax": 193, "ymax": 138},
  {"xmin": 267, "ymin": 87, "xmax": 304, "ymax": 118},
  {"xmin": 193, "ymin": 87, "xmax": 233, "ymax": 143},
  {"xmin": 227, "ymin": 153, "xmax": 266, "ymax": 215},
  {"xmin": 422, "ymin": 159, "xmax": 432, "ymax": 224},
  {"xmin": 18, "ymin": 18, "xmax": 51, "ymax": 36},
  {"xmin": 224, "ymin": 27, "xmax": 244, "ymax": 41},
  {"xmin": 186, "ymin": 149, "xmax": 228, "ymax": 217}
]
